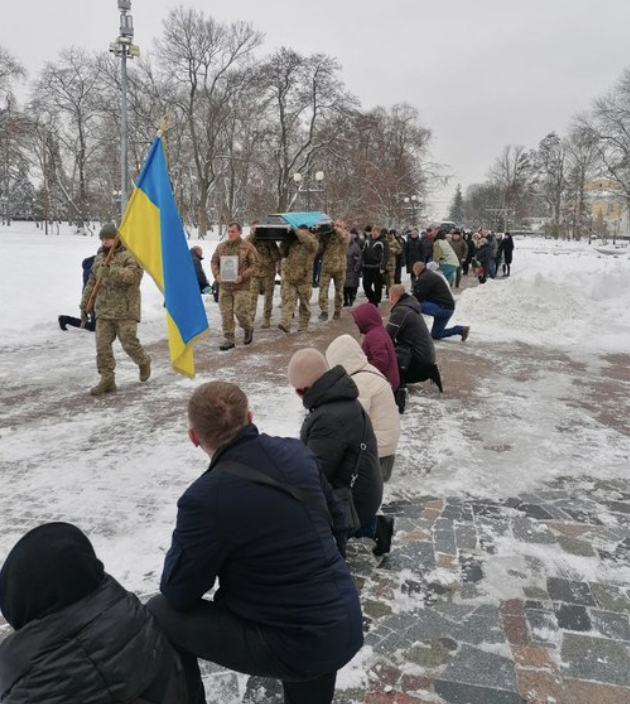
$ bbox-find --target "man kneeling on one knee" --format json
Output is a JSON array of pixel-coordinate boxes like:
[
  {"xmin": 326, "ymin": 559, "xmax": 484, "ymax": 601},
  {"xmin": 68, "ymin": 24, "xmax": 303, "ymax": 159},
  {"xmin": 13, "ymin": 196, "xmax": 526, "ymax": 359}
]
[
  {"xmin": 411, "ymin": 261, "xmax": 470, "ymax": 342},
  {"xmin": 148, "ymin": 381, "xmax": 362, "ymax": 704}
]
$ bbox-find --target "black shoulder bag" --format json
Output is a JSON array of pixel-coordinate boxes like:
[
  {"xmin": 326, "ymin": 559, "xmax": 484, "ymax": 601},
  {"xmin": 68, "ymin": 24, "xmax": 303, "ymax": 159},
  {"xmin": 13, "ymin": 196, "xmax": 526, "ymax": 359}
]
[{"xmin": 332, "ymin": 409, "xmax": 369, "ymax": 535}]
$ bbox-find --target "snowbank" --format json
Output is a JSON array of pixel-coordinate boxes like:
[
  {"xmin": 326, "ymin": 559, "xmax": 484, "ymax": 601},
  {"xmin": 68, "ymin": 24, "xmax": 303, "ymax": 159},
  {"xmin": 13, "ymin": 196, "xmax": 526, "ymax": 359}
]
[{"xmin": 453, "ymin": 237, "xmax": 630, "ymax": 354}]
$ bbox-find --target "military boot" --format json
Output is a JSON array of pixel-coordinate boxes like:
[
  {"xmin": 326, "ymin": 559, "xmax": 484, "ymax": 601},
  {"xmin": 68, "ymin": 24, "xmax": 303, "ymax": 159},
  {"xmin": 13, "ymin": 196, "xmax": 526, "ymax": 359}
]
[
  {"xmin": 318, "ymin": 311, "xmax": 328, "ymax": 321},
  {"xmin": 261, "ymin": 319, "xmax": 271, "ymax": 329},
  {"xmin": 90, "ymin": 375, "xmax": 116, "ymax": 396},
  {"xmin": 243, "ymin": 329, "xmax": 254, "ymax": 345},
  {"xmin": 139, "ymin": 357, "xmax": 151, "ymax": 382}
]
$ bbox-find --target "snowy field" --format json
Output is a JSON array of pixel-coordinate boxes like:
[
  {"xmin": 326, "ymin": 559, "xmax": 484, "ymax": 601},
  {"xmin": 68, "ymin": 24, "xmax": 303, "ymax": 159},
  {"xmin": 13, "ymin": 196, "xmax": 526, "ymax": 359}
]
[{"xmin": 1, "ymin": 223, "xmax": 630, "ymax": 696}]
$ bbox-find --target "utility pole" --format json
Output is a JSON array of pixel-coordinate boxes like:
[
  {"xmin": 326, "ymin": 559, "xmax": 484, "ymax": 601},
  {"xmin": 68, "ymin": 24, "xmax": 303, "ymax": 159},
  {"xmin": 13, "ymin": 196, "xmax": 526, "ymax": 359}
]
[{"xmin": 110, "ymin": 1, "xmax": 140, "ymax": 220}]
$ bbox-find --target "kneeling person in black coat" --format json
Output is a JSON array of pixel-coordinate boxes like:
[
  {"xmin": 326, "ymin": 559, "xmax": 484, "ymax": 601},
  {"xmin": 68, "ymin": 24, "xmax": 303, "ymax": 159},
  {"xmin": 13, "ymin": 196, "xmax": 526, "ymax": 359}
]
[
  {"xmin": 387, "ymin": 285, "xmax": 443, "ymax": 408},
  {"xmin": 288, "ymin": 348, "xmax": 393, "ymax": 557},
  {"xmin": 149, "ymin": 381, "xmax": 363, "ymax": 704},
  {"xmin": 0, "ymin": 522, "xmax": 187, "ymax": 704}
]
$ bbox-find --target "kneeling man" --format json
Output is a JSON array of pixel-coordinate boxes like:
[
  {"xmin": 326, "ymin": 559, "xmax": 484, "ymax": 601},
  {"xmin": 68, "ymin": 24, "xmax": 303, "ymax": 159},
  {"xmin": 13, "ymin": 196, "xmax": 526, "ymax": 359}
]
[{"xmin": 149, "ymin": 381, "xmax": 362, "ymax": 704}]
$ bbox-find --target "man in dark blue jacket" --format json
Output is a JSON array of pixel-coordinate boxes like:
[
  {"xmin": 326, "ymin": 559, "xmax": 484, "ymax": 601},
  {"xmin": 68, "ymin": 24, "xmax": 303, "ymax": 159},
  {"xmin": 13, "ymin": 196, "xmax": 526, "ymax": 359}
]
[{"xmin": 148, "ymin": 381, "xmax": 363, "ymax": 704}]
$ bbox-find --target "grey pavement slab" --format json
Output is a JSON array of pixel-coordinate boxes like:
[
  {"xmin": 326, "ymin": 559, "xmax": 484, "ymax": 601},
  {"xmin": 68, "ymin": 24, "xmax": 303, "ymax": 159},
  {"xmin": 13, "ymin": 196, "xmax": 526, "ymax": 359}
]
[
  {"xmin": 560, "ymin": 633, "xmax": 630, "ymax": 687},
  {"xmin": 547, "ymin": 578, "xmax": 596, "ymax": 606},
  {"xmin": 590, "ymin": 609, "xmax": 630, "ymax": 642},
  {"xmin": 435, "ymin": 644, "xmax": 521, "ymax": 704}
]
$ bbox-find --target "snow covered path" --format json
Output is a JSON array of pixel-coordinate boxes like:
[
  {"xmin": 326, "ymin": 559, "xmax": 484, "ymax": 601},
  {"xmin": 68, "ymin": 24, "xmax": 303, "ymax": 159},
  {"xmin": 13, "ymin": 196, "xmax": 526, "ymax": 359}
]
[{"xmin": 1, "ymin": 227, "xmax": 630, "ymax": 702}]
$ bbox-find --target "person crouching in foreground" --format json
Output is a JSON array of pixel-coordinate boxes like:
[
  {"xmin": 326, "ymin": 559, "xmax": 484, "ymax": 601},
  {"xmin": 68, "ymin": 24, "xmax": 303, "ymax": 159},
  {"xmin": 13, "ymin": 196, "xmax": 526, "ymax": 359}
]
[
  {"xmin": 0, "ymin": 522, "xmax": 187, "ymax": 704},
  {"xmin": 288, "ymin": 348, "xmax": 393, "ymax": 557},
  {"xmin": 148, "ymin": 381, "xmax": 362, "ymax": 704}
]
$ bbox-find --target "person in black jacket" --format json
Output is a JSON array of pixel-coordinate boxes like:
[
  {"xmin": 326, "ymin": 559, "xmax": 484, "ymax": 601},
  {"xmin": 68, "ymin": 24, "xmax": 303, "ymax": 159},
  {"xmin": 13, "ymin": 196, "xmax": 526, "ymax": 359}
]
[
  {"xmin": 288, "ymin": 348, "xmax": 392, "ymax": 556},
  {"xmin": 502, "ymin": 232, "xmax": 515, "ymax": 276},
  {"xmin": 58, "ymin": 255, "xmax": 97, "ymax": 331},
  {"xmin": 386, "ymin": 285, "xmax": 443, "ymax": 409},
  {"xmin": 0, "ymin": 523, "xmax": 187, "ymax": 704},
  {"xmin": 190, "ymin": 246, "xmax": 211, "ymax": 293},
  {"xmin": 361, "ymin": 225, "xmax": 387, "ymax": 305},
  {"xmin": 412, "ymin": 262, "xmax": 470, "ymax": 341},
  {"xmin": 148, "ymin": 381, "xmax": 362, "ymax": 704},
  {"xmin": 404, "ymin": 228, "xmax": 424, "ymax": 282}
]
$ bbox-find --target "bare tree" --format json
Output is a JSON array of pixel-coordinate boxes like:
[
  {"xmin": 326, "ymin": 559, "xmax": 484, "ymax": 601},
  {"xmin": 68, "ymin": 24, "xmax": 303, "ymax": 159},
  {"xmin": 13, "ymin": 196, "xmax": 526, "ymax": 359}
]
[
  {"xmin": 31, "ymin": 48, "xmax": 102, "ymax": 229},
  {"xmin": 0, "ymin": 46, "xmax": 29, "ymax": 226},
  {"xmin": 259, "ymin": 48, "xmax": 351, "ymax": 211},
  {"xmin": 565, "ymin": 120, "xmax": 599, "ymax": 240},
  {"xmin": 490, "ymin": 145, "xmax": 533, "ymax": 228},
  {"xmin": 156, "ymin": 7, "xmax": 262, "ymax": 237}
]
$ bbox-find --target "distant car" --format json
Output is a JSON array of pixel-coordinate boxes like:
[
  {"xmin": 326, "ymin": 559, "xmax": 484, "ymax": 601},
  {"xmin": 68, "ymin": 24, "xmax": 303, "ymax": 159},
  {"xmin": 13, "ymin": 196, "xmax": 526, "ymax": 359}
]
[{"xmin": 255, "ymin": 211, "xmax": 334, "ymax": 241}]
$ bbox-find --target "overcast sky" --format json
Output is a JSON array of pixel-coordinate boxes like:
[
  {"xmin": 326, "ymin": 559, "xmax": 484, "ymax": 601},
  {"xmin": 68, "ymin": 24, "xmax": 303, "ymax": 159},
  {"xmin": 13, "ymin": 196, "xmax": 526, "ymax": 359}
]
[{"xmin": 3, "ymin": 0, "xmax": 630, "ymax": 217}]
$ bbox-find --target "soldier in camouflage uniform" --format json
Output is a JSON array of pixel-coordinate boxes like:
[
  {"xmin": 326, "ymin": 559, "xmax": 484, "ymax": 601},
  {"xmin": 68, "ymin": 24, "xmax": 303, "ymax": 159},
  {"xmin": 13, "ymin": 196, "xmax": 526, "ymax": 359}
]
[
  {"xmin": 278, "ymin": 225, "xmax": 319, "ymax": 333},
  {"xmin": 386, "ymin": 230, "xmax": 402, "ymax": 293},
  {"xmin": 80, "ymin": 223, "xmax": 151, "ymax": 396},
  {"xmin": 247, "ymin": 221, "xmax": 281, "ymax": 328},
  {"xmin": 211, "ymin": 222, "xmax": 258, "ymax": 351},
  {"xmin": 318, "ymin": 219, "xmax": 350, "ymax": 321}
]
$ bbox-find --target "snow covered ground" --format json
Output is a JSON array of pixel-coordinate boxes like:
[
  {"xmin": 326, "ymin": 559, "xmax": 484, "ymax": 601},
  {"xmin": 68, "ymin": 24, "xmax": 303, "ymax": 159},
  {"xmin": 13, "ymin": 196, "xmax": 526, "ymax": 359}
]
[{"xmin": 1, "ymin": 223, "xmax": 630, "ymax": 700}]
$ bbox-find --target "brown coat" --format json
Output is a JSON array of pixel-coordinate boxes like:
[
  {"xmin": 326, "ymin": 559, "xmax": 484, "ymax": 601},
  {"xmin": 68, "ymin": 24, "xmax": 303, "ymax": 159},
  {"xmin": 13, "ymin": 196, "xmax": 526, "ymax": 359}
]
[{"xmin": 211, "ymin": 237, "xmax": 258, "ymax": 291}]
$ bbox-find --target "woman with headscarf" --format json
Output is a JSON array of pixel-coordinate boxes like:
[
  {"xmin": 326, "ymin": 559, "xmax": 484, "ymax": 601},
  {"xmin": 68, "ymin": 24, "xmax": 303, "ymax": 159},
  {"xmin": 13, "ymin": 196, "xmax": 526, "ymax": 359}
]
[{"xmin": 0, "ymin": 522, "xmax": 188, "ymax": 704}]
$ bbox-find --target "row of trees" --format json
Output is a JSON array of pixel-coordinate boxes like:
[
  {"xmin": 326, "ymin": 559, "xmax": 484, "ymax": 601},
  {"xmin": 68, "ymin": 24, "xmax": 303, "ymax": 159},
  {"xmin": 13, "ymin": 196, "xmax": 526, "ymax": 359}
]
[
  {"xmin": 448, "ymin": 68, "xmax": 630, "ymax": 239},
  {"xmin": 0, "ymin": 7, "xmax": 435, "ymax": 237}
]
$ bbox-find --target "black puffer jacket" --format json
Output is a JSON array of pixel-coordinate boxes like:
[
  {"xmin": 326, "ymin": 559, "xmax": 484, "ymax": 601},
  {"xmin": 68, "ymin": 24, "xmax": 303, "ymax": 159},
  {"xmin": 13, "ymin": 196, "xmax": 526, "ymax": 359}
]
[
  {"xmin": 300, "ymin": 366, "xmax": 383, "ymax": 525},
  {"xmin": 0, "ymin": 576, "xmax": 186, "ymax": 704},
  {"xmin": 404, "ymin": 235, "xmax": 424, "ymax": 272},
  {"xmin": 386, "ymin": 294, "xmax": 436, "ymax": 365}
]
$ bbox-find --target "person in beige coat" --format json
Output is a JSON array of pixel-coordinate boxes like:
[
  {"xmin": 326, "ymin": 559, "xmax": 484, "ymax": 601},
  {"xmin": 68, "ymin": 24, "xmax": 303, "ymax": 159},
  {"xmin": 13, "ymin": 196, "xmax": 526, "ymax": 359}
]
[{"xmin": 326, "ymin": 334, "xmax": 400, "ymax": 481}]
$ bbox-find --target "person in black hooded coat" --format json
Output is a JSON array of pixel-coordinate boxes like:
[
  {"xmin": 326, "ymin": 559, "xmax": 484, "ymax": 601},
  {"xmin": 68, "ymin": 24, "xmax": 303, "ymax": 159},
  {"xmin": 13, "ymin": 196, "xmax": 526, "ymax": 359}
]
[
  {"xmin": 0, "ymin": 522, "xmax": 187, "ymax": 704},
  {"xmin": 288, "ymin": 349, "xmax": 392, "ymax": 556}
]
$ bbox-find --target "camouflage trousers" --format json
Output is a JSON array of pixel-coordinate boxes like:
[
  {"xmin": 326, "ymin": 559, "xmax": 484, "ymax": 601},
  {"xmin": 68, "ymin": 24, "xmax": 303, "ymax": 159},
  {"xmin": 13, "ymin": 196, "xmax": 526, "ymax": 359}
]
[
  {"xmin": 318, "ymin": 267, "xmax": 346, "ymax": 315},
  {"xmin": 281, "ymin": 280, "xmax": 312, "ymax": 331},
  {"xmin": 250, "ymin": 273, "xmax": 276, "ymax": 325},
  {"xmin": 386, "ymin": 268, "xmax": 396, "ymax": 291},
  {"xmin": 96, "ymin": 318, "xmax": 149, "ymax": 378},
  {"xmin": 219, "ymin": 287, "xmax": 252, "ymax": 343}
]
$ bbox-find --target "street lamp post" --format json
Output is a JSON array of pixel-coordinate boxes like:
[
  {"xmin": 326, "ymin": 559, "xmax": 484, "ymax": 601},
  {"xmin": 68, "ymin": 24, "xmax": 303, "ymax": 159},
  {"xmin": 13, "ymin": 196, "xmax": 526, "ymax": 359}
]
[
  {"xmin": 293, "ymin": 170, "xmax": 325, "ymax": 211},
  {"xmin": 110, "ymin": 0, "xmax": 140, "ymax": 220},
  {"xmin": 403, "ymin": 195, "xmax": 418, "ymax": 226}
]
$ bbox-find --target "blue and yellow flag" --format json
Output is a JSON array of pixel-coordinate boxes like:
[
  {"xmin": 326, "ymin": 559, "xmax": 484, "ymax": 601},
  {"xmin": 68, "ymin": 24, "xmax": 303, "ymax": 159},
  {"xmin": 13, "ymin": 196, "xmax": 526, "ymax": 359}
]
[{"xmin": 119, "ymin": 136, "xmax": 208, "ymax": 377}]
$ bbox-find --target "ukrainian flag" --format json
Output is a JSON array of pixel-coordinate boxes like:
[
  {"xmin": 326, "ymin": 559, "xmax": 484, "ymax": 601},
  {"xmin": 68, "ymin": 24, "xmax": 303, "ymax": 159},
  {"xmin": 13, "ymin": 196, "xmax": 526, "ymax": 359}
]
[{"xmin": 119, "ymin": 136, "xmax": 208, "ymax": 377}]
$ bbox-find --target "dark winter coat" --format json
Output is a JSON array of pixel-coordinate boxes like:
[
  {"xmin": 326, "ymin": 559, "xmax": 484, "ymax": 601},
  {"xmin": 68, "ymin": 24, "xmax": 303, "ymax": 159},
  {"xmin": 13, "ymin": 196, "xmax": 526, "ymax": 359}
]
[
  {"xmin": 404, "ymin": 235, "xmax": 424, "ymax": 273},
  {"xmin": 351, "ymin": 303, "xmax": 400, "ymax": 390},
  {"xmin": 386, "ymin": 294, "xmax": 436, "ymax": 366},
  {"xmin": 476, "ymin": 243, "xmax": 492, "ymax": 271},
  {"xmin": 412, "ymin": 269, "xmax": 455, "ymax": 310},
  {"xmin": 464, "ymin": 236, "xmax": 476, "ymax": 262},
  {"xmin": 502, "ymin": 235, "xmax": 515, "ymax": 264},
  {"xmin": 160, "ymin": 423, "xmax": 363, "ymax": 676},
  {"xmin": 82, "ymin": 256, "xmax": 96, "ymax": 288},
  {"xmin": 421, "ymin": 235, "xmax": 434, "ymax": 262},
  {"xmin": 362, "ymin": 237, "xmax": 386, "ymax": 270},
  {"xmin": 300, "ymin": 366, "xmax": 383, "ymax": 526},
  {"xmin": 345, "ymin": 239, "xmax": 363, "ymax": 287},
  {"xmin": 0, "ymin": 523, "xmax": 186, "ymax": 704},
  {"xmin": 191, "ymin": 249, "xmax": 209, "ymax": 291}
]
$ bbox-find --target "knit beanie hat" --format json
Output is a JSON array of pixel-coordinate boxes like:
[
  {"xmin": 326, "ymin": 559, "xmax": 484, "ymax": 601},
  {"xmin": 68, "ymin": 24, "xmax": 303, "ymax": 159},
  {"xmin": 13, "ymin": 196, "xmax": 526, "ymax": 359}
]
[
  {"xmin": 99, "ymin": 222, "xmax": 118, "ymax": 240},
  {"xmin": 288, "ymin": 348, "xmax": 329, "ymax": 390}
]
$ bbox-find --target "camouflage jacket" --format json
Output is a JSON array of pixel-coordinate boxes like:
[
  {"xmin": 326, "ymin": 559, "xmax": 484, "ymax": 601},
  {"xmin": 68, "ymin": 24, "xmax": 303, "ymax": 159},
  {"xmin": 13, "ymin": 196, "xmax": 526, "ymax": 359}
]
[
  {"xmin": 81, "ymin": 244, "xmax": 143, "ymax": 321},
  {"xmin": 211, "ymin": 237, "xmax": 258, "ymax": 291},
  {"xmin": 386, "ymin": 235, "xmax": 402, "ymax": 272},
  {"xmin": 321, "ymin": 227, "xmax": 351, "ymax": 272},
  {"xmin": 280, "ymin": 230, "xmax": 319, "ymax": 285},
  {"xmin": 247, "ymin": 234, "xmax": 281, "ymax": 276}
]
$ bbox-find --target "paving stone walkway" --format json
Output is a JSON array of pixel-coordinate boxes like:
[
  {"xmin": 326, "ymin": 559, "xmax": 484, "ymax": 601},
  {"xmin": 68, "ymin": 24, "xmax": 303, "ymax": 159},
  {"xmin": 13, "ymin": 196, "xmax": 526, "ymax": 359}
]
[{"xmin": 204, "ymin": 478, "xmax": 630, "ymax": 703}]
